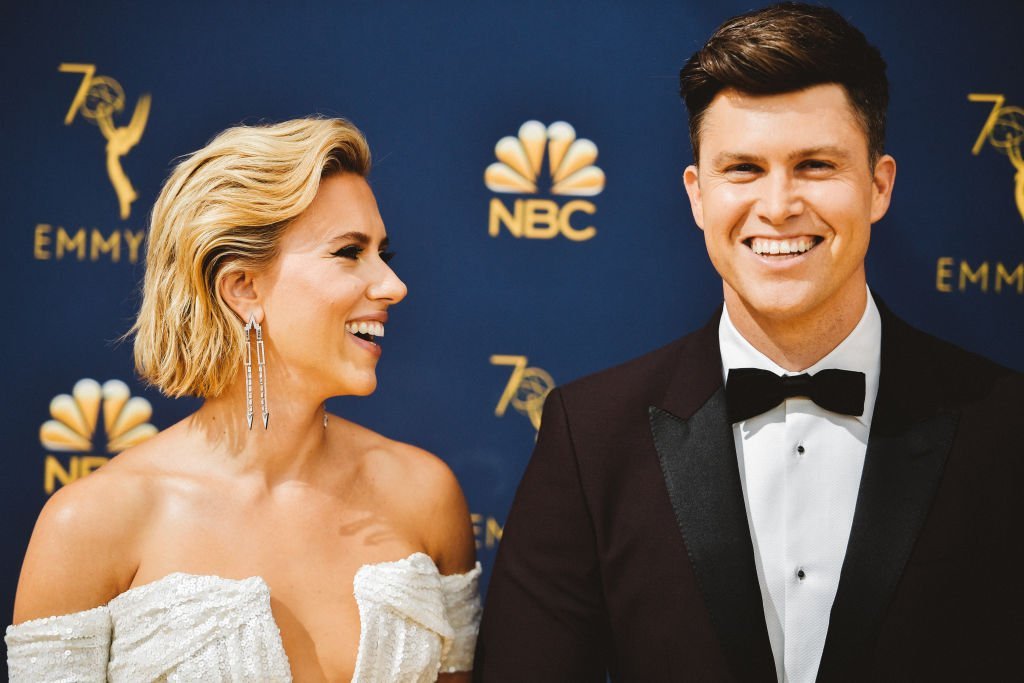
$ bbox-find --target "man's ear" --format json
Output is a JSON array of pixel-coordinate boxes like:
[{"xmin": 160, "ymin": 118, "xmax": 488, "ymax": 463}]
[
  {"xmin": 683, "ymin": 165, "xmax": 705, "ymax": 230},
  {"xmin": 219, "ymin": 267, "xmax": 264, "ymax": 324},
  {"xmin": 869, "ymin": 154, "xmax": 897, "ymax": 224}
]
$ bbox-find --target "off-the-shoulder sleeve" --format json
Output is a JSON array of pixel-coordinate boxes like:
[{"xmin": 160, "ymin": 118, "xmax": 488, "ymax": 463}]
[
  {"xmin": 5, "ymin": 605, "xmax": 112, "ymax": 682},
  {"xmin": 439, "ymin": 562, "xmax": 482, "ymax": 673}
]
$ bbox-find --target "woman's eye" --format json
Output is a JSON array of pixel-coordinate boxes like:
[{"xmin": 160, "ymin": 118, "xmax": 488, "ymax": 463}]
[
  {"xmin": 332, "ymin": 245, "xmax": 363, "ymax": 260},
  {"xmin": 380, "ymin": 250, "xmax": 396, "ymax": 264}
]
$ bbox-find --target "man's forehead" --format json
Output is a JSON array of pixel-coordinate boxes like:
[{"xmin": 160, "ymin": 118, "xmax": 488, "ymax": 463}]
[
  {"xmin": 708, "ymin": 84, "xmax": 859, "ymax": 120},
  {"xmin": 698, "ymin": 84, "xmax": 868, "ymax": 154}
]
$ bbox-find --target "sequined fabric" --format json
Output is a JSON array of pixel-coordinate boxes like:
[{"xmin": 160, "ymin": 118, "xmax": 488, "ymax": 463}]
[
  {"xmin": 352, "ymin": 553, "xmax": 482, "ymax": 682},
  {"xmin": 6, "ymin": 553, "xmax": 482, "ymax": 682}
]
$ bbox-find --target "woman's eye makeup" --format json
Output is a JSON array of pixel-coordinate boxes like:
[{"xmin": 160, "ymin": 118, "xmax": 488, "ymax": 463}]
[
  {"xmin": 331, "ymin": 245, "xmax": 396, "ymax": 264},
  {"xmin": 332, "ymin": 245, "xmax": 363, "ymax": 259}
]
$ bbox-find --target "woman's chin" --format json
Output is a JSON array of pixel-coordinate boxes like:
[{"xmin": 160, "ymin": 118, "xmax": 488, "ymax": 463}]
[{"xmin": 337, "ymin": 375, "xmax": 378, "ymax": 397}]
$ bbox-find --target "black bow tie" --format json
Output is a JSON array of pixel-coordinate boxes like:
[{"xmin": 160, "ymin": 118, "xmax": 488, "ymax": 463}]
[{"xmin": 725, "ymin": 368, "xmax": 866, "ymax": 423}]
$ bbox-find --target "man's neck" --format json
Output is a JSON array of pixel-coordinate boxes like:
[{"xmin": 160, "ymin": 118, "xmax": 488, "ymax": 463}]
[{"xmin": 723, "ymin": 284, "xmax": 868, "ymax": 372}]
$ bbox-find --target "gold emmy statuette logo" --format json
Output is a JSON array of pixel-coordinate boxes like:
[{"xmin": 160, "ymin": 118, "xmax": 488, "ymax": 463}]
[
  {"xmin": 969, "ymin": 93, "xmax": 1024, "ymax": 223},
  {"xmin": 39, "ymin": 379, "xmax": 158, "ymax": 493},
  {"xmin": 490, "ymin": 355, "xmax": 555, "ymax": 431},
  {"xmin": 60, "ymin": 63, "xmax": 151, "ymax": 220},
  {"xmin": 485, "ymin": 121, "xmax": 604, "ymax": 241}
]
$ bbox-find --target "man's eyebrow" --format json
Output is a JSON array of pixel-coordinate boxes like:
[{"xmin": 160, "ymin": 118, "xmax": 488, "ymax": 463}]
[
  {"xmin": 710, "ymin": 152, "xmax": 765, "ymax": 167},
  {"xmin": 709, "ymin": 146, "xmax": 852, "ymax": 167},
  {"xmin": 788, "ymin": 146, "xmax": 851, "ymax": 162}
]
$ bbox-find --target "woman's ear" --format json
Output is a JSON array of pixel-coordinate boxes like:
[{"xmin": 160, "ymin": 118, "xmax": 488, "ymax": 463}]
[{"xmin": 219, "ymin": 268, "xmax": 264, "ymax": 324}]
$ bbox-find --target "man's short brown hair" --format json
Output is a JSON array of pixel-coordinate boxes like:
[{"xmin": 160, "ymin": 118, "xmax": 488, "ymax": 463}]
[{"xmin": 679, "ymin": 2, "xmax": 888, "ymax": 164}]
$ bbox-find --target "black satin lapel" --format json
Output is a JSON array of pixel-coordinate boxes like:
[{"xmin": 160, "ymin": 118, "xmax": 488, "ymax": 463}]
[
  {"xmin": 650, "ymin": 390, "xmax": 775, "ymax": 682},
  {"xmin": 817, "ymin": 411, "xmax": 959, "ymax": 680}
]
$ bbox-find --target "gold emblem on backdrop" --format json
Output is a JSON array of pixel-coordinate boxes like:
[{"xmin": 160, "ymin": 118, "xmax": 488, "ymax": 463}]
[
  {"xmin": 934, "ymin": 95, "xmax": 1024, "ymax": 295},
  {"xmin": 490, "ymin": 355, "xmax": 555, "ymax": 431},
  {"xmin": 969, "ymin": 93, "xmax": 1024, "ymax": 223},
  {"xmin": 485, "ymin": 121, "xmax": 604, "ymax": 241},
  {"xmin": 470, "ymin": 512, "xmax": 504, "ymax": 550},
  {"xmin": 59, "ymin": 63, "xmax": 151, "ymax": 220},
  {"xmin": 39, "ymin": 379, "xmax": 157, "ymax": 493}
]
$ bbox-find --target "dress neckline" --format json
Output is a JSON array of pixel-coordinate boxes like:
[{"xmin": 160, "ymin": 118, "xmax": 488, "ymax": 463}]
[
  {"xmin": 9, "ymin": 551, "xmax": 483, "ymax": 682},
  {"xmin": 107, "ymin": 550, "xmax": 441, "ymax": 611}
]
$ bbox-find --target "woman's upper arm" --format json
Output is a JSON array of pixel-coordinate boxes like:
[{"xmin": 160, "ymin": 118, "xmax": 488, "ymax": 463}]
[
  {"xmin": 416, "ymin": 452, "xmax": 476, "ymax": 576},
  {"xmin": 12, "ymin": 469, "xmax": 144, "ymax": 623}
]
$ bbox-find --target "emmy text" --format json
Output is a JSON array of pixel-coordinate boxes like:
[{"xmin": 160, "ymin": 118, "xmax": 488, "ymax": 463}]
[
  {"xmin": 471, "ymin": 513, "xmax": 504, "ymax": 549},
  {"xmin": 34, "ymin": 224, "xmax": 146, "ymax": 263},
  {"xmin": 935, "ymin": 257, "xmax": 1023, "ymax": 294}
]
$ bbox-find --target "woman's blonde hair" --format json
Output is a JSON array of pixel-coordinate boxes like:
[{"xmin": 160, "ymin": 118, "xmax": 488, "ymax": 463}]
[{"xmin": 132, "ymin": 117, "xmax": 371, "ymax": 398}]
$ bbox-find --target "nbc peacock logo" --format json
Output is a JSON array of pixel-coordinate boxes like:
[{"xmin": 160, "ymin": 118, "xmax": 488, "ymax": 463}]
[
  {"xmin": 485, "ymin": 121, "xmax": 604, "ymax": 241},
  {"xmin": 39, "ymin": 379, "xmax": 157, "ymax": 494}
]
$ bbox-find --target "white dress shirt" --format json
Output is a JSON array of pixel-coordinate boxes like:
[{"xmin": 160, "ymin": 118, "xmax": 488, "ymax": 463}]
[{"xmin": 719, "ymin": 291, "xmax": 881, "ymax": 683}]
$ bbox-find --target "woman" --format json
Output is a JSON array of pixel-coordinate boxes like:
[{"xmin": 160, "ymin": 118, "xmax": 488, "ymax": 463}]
[{"xmin": 6, "ymin": 118, "xmax": 480, "ymax": 681}]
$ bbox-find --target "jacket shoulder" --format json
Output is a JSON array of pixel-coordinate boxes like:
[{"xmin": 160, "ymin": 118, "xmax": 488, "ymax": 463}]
[
  {"xmin": 557, "ymin": 326, "xmax": 710, "ymax": 411},
  {"xmin": 884, "ymin": 310, "xmax": 1023, "ymax": 408}
]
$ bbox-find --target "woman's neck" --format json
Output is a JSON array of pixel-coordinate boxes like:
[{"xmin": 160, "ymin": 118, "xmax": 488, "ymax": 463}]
[{"xmin": 191, "ymin": 378, "xmax": 330, "ymax": 488}]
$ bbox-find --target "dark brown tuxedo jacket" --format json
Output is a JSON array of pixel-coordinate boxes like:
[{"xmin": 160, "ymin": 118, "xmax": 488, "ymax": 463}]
[{"xmin": 475, "ymin": 302, "xmax": 1023, "ymax": 681}]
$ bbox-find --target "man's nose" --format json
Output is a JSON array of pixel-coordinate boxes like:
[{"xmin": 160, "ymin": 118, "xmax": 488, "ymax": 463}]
[{"xmin": 756, "ymin": 173, "xmax": 804, "ymax": 225}]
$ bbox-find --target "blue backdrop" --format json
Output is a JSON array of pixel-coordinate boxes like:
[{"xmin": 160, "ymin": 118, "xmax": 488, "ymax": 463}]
[{"xmin": 2, "ymin": 0, "xmax": 1021, "ymax": 673}]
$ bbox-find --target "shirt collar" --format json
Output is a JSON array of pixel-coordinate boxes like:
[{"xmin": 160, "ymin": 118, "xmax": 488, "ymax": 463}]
[{"xmin": 718, "ymin": 288, "xmax": 882, "ymax": 425}]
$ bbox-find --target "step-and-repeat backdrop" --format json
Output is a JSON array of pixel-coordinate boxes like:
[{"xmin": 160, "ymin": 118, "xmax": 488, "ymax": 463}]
[{"xmin": 2, "ymin": 0, "xmax": 1021, "ymax": 663}]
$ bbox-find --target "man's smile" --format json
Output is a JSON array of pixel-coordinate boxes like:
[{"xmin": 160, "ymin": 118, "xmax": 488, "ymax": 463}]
[{"xmin": 742, "ymin": 235, "xmax": 824, "ymax": 258}]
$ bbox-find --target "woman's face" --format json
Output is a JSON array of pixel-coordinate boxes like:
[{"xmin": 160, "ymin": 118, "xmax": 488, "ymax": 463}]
[{"xmin": 257, "ymin": 173, "xmax": 407, "ymax": 398}]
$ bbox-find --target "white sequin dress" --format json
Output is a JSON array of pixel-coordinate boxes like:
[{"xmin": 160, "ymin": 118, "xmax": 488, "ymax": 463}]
[{"xmin": 5, "ymin": 552, "xmax": 481, "ymax": 682}]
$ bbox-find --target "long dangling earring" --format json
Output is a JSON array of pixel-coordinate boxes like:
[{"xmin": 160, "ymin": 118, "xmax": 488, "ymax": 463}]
[
  {"xmin": 244, "ymin": 316, "xmax": 255, "ymax": 430},
  {"xmin": 244, "ymin": 314, "xmax": 270, "ymax": 430},
  {"xmin": 323, "ymin": 402, "xmax": 328, "ymax": 430}
]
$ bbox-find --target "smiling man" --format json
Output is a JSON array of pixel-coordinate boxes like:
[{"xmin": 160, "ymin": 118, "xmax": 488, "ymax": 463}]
[{"xmin": 475, "ymin": 4, "xmax": 1023, "ymax": 682}]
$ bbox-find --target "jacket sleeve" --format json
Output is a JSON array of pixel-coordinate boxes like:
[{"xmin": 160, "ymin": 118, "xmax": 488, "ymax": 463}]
[{"xmin": 474, "ymin": 388, "xmax": 608, "ymax": 682}]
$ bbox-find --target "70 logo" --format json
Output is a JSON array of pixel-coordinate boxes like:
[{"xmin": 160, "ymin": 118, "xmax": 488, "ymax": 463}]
[{"xmin": 490, "ymin": 355, "xmax": 555, "ymax": 432}]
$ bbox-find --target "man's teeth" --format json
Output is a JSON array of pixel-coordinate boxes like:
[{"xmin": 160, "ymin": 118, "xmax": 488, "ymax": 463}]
[
  {"xmin": 750, "ymin": 237, "xmax": 816, "ymax": 255},
  {"xmin": 345, "ymin": 321, "xmax": 385, "ymax": 337}
]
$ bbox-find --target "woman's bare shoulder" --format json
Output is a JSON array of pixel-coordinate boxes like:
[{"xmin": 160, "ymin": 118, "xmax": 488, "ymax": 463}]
[
  {"xmin": 11, "ymin": 424, "xmax": 186, "ymax": 623},
  {"xmin": 334, "ymin": 420, "xmax": 476, "ymax": 574}
]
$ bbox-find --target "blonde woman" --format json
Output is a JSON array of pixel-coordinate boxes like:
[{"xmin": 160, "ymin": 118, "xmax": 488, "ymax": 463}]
[{"xmin": 6, "ymin": 118, "xmax": 480, "ymax": 681}]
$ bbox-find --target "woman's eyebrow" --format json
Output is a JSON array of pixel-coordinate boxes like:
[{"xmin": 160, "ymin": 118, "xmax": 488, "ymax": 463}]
[{"xmin": 330, "ymin": 231, "xmax": 371, "ymax": 245}]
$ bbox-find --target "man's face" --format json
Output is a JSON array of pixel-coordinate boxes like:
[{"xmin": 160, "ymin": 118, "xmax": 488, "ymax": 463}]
[{"xmin": 683, "ymin": 84, "xmax": 895, "ymax": 327}]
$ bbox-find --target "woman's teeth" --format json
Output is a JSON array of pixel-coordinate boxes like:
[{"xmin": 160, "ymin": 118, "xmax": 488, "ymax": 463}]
[
  {"xmin": 346, "ymin": 321, "xmax": 385, "ymax": 339},
  {"xmin": 750, "ymin": 237, "xmax": 818, "ymax": 255}
]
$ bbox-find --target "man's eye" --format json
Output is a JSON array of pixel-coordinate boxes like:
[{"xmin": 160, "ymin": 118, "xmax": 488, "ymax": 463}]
[
  {"xmin": 728, "ymin": 163, "xmax": 760, "ymax": 174},
  {"xmin": 332, "ymin": 245, "xmax": 362, "ymax": 259},
  {"xmin": 800, "ymin": 160, "xmax": 834, "ymax": 171},
  {"xmin": 380, "ymin": 250, "xmax": 396, "ymax": 264}
]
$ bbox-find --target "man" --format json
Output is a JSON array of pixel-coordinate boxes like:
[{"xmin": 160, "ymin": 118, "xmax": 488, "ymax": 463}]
[{"xmin": 475, "ymin": 4, "xmax": 1023, "ymax": 681}]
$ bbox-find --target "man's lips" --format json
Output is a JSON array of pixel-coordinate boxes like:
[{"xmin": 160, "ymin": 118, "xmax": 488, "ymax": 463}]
[{"xmin": 743, "ymin": 235, "xmax": 824, "ymax": 257}]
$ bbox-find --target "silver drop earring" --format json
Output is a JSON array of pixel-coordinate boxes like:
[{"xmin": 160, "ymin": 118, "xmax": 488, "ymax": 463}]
[
  {"xmin": 323, "ymin": 402, "xmax": 328, "ymax": 429},
  {"xmin": 244, "ymin": 314, "xmax": 270, "ymax": 430},
  {"xmin": 244, "ymin": 316, "xmax": 255, "ymax": 429}
]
